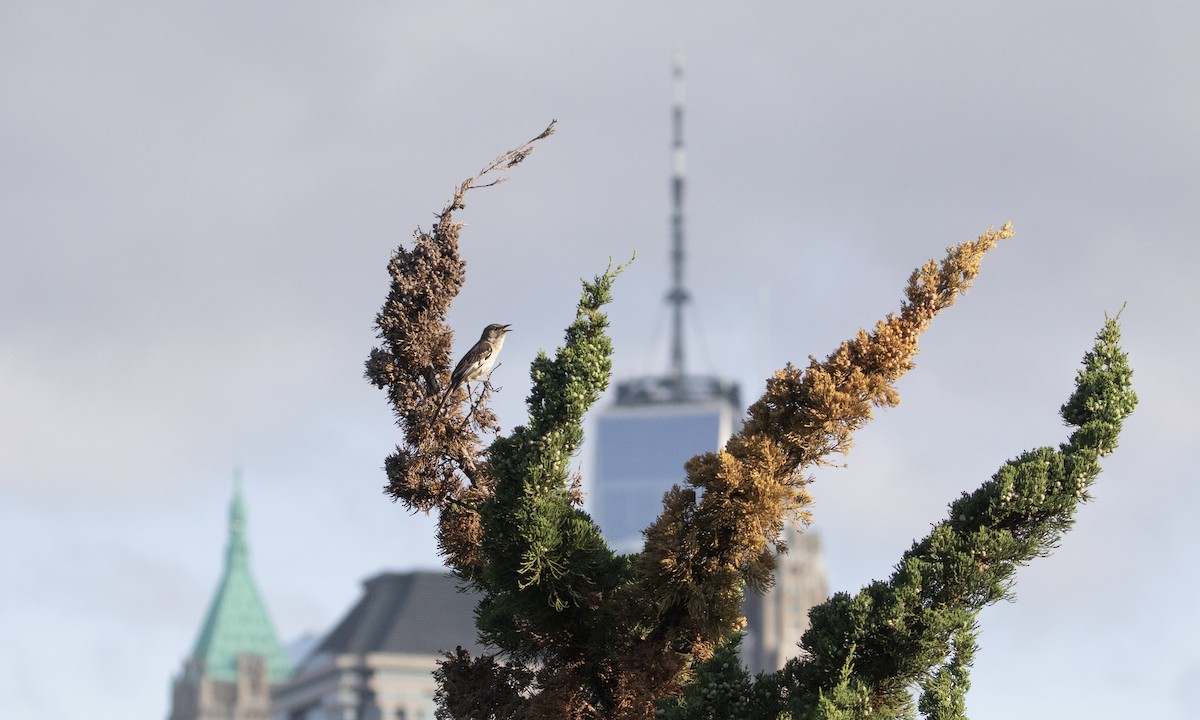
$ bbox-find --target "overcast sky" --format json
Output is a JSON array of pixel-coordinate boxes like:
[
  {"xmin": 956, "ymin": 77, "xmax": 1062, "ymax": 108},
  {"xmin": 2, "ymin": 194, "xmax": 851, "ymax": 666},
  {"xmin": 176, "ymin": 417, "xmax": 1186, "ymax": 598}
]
[{"xmin": 3, "ymin": 3, "xmax": 1198, "ymax": 719}]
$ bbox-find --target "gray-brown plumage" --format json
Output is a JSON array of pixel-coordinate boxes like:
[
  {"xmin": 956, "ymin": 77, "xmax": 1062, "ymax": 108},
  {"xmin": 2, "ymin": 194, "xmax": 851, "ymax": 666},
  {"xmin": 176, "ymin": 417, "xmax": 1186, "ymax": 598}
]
[{"xmin": 434, "ymin": 323, "xmax": 511, "ymax": 417}]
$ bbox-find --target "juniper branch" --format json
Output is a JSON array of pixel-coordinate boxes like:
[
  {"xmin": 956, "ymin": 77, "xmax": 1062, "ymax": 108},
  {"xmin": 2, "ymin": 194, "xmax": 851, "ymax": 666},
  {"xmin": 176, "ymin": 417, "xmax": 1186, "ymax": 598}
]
[{"xmin": 779, "ymin": 317, "xmax": 1137, "ymax": 718}]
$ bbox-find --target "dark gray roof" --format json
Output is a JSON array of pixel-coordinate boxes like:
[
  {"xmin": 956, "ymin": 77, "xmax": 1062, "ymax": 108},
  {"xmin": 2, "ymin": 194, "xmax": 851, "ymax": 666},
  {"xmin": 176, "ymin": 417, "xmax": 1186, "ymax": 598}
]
[
  {"xmin": 316, "ymin": 571, "xmax": 485, "ymax": 656},
  {"xmin": 613, "ymin": 374, "xmax": 740, "ymax": 407}
]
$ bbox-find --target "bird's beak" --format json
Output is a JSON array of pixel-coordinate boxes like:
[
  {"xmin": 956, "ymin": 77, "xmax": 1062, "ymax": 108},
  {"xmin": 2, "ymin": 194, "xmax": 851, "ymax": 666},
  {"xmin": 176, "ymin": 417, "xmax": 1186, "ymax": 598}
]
[{"xmin": 503, "ymin": 324, "xmax": 513, "ymax": 332}]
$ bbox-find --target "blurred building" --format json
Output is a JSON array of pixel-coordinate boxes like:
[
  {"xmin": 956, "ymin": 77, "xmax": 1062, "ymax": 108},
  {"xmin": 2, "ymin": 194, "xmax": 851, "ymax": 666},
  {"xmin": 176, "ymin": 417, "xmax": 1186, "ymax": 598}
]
[
  {"xmin": 273, "ymin": 571, "xmax": 483, "ymax": 720},
  {"xmin": 588, "ymin": 55, "xmax": 828, "ymax": 674},
  {"xmin": 591, "ymin": 375, "xmax": 741, "ymax": 553},
  {"xmin": 168, "ymin": 482, "xmax": 483, "ymax": 720},
  {"xmin": 591, "ymin": 374, "xmax": 827, "ymax": 675},
  {"xmin": 169, "ymin": 482, "xmax": 293, "ymax": 720},
  {"xmin": 741, "ymin": 526, "xmax": 828, "ymax": 675}
]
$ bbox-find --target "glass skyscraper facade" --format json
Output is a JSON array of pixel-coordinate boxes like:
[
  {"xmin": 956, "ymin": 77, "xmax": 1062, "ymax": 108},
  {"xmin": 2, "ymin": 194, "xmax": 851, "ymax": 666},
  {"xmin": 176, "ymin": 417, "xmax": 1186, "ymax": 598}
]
[
  {"xmin": 590, "ymin": 375, "xmax": 740, "ymax": 553},
  {"xmin": 588, "ymin": 373, "xmax": 827, "ymax": 674}
]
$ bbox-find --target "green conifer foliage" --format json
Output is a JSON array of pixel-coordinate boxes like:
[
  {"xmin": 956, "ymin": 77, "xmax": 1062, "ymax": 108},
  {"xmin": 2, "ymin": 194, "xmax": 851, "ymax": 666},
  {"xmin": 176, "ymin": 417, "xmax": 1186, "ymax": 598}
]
[
  {"xmin": 367, "ymin": 129, "xmax": 1136, "ymax": 719},
  {"xmin": 657, "ymin": 318, "xmax": 1137, "ymax": 720}
]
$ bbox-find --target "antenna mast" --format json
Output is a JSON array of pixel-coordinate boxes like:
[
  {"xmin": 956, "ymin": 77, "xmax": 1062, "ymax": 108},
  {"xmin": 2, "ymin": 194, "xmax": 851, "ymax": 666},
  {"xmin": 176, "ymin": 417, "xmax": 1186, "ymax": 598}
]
[{"xmin": 667, "ymin": 53, "xmax": 690, "ymax": 379}]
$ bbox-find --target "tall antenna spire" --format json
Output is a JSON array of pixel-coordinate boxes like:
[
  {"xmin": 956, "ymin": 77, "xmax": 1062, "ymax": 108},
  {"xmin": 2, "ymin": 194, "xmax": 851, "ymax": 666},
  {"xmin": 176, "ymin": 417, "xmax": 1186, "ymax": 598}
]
[{"xmin": 667, "ymin": 52, "xmax": 690, "ymax": 379}]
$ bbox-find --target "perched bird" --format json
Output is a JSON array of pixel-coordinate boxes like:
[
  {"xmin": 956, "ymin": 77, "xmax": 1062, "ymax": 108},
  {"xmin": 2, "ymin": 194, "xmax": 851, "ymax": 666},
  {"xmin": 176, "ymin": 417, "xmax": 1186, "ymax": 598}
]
[{"xmin": 434, "ymin": 323, "xmax": 512, "ymax": 416}]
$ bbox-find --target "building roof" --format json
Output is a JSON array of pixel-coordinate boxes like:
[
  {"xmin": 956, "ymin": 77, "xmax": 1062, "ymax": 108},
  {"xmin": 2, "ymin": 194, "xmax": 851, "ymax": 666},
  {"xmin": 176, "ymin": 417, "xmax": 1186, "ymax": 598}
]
[
  {"xmin": 612, "ymin": 374, "xmax": 740, "ymax": 407},
  {"xmin": 315, "ymin": 571, "xmax": 483, "ymax": 657},
  {"xmin": 189, "ymin": 480, "xmax": 293, "ymax": 683}
]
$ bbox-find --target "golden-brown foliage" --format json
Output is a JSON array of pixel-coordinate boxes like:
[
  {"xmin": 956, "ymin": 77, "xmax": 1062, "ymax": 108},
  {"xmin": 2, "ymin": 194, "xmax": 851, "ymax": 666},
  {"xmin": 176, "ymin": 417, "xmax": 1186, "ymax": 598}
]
[{"xmin": 626, "ymin": 224, "xmax": 1013, "ymax": 708}]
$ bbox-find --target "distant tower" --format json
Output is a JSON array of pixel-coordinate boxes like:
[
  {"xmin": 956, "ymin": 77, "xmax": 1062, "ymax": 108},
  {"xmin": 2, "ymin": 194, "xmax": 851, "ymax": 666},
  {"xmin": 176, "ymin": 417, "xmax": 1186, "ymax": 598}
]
[
  {"xmin": 590, "ymin": 53, "xmax": 741, "ymax": 553},
  {"xmin": 667, "ymin": 51, "xmax": 689, "ymax": 381},
  {"xmin": 740, "ymin": 524, "xmax": 828, "ymax": 675},
  {"xmin": 588, "ymin": 55, "xmax": 827, "ymax": 673},
  {"xmin": 169, "ymin": 476, "xmax": 292, "ymax": 720}
]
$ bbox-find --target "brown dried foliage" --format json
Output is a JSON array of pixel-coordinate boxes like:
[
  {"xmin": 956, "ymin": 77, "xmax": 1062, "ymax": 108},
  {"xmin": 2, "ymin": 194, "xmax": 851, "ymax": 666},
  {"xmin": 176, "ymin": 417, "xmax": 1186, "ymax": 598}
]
[
  {"xmin": 365, "ymin": 122, "xmax": 557, "ymax": 574},
  {"xmin": 434, "ymin": 647, "xmax": 535, "ymax": 720}
]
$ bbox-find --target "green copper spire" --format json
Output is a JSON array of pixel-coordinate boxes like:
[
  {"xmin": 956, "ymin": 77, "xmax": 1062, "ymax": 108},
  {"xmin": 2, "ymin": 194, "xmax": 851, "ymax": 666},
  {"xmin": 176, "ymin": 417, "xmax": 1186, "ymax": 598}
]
[{"xmin": 190, "ymin": 473, "xmax": 292, "ymax": 683}]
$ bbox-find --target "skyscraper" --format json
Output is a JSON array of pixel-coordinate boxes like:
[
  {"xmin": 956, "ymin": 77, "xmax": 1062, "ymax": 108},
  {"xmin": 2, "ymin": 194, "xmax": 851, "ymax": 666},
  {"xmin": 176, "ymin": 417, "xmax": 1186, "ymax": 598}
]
[
  {"xmin": 741, "ymin": 525, "xmax": 828, "ymax": 675},
  {"xmin": 169, "ymin": 477, "xmax": 292, "ymax": 720},
  {"xmin": 591, "ymin": 375, "xmax": 741, "ymax": 553},
  {"xmin": 588, "ymin": 55, "xmax": 827, "ymax": 671},
  {"xmin": 590, "ymin": 54, "xmax": 742, "ymax": 553}
]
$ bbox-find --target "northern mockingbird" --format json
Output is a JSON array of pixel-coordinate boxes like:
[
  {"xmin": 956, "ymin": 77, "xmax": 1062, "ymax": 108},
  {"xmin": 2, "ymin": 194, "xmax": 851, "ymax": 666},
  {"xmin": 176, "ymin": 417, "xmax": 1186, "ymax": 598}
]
[{"xmin": 434, "ymin": 323, "xmax": 511, "ymax": 416}]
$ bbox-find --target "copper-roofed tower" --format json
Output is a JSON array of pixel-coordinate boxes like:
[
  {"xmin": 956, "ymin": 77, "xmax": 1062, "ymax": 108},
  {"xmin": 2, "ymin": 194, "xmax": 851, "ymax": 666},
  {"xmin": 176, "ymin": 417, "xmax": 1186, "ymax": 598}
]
[{"xmin": 169, "ymin": 475, "xmax": 292, "ymax": 720}]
